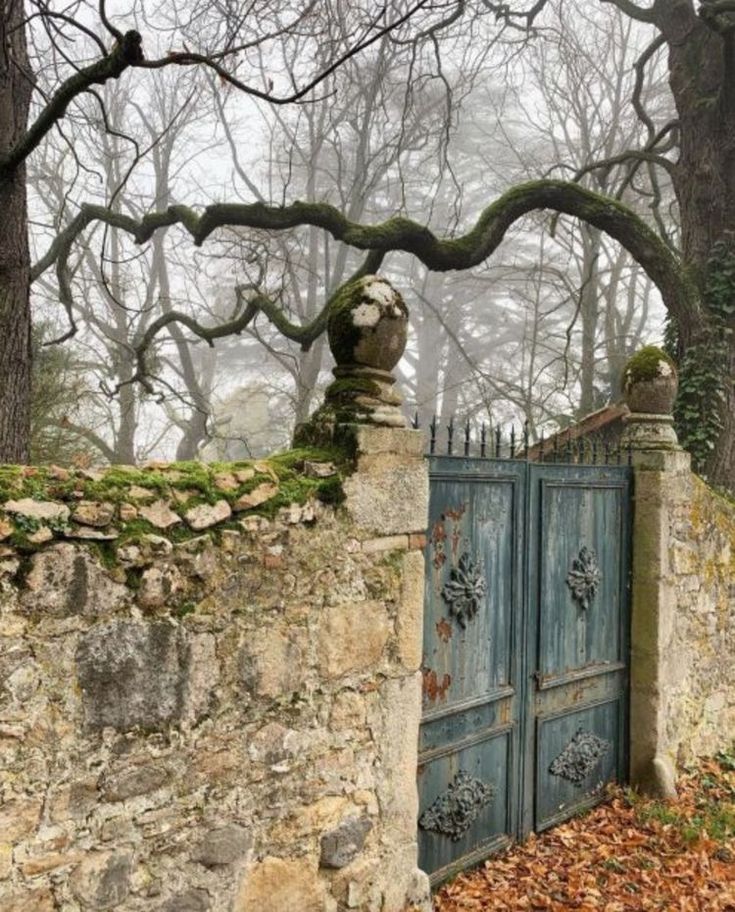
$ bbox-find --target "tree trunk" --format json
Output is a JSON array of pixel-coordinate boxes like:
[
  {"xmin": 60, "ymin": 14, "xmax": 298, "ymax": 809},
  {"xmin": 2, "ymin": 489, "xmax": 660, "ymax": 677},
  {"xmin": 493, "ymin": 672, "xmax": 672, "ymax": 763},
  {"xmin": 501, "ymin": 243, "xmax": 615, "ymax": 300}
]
[
  {"xmin": 578, "ymin": 226, "xmax": 601, "ymax": 417},
  {"xmin": 294, "ymin": 336, "xmax": 327, "ymax": 427},
  {"xmin": 662, "ymin": 4, "xmax": 735, "ymax": 484},
  {"xmin": 0, "ymin": 3, "xmax": 32, "ymax": 463}
]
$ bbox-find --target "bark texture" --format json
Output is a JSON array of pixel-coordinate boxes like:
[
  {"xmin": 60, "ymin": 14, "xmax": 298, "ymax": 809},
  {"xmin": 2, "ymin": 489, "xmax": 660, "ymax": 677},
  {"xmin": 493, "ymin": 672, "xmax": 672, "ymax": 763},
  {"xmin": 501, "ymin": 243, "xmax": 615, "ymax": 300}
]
[
  {"xmin": 661, "ymin": 0, "xmax": 735, "ymax": 482},
  {"xmin": 0, "ymin": 2, "xmax": 33, "ymax": 463}
]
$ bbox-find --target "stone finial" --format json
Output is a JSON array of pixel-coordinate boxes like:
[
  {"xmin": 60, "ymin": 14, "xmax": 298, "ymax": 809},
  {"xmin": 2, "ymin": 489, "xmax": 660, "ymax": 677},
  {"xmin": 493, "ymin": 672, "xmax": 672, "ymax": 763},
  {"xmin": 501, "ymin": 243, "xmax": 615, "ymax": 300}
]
[
  {"xmin": 620, "ymin": 346, "xmax": 680, "ymax": 450},
  {"xmin": 324, "ymin": 275, "xmax": 409, "ymax": 428}
]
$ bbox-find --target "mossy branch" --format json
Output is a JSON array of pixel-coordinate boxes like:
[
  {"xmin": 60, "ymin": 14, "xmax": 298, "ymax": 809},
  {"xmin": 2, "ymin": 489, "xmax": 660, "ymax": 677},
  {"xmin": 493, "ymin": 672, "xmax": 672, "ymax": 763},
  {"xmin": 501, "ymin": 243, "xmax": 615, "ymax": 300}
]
[
  {"xmin": 59, "ymin": 247, "xmax": 385, "ymax": 395},
  {"xmin": 34, "ymin": 180, "xmax": 703, "ymax": 338},
  {"xmin": 0, "ymin": 31, "xmax": 144, "ymax": 183}
]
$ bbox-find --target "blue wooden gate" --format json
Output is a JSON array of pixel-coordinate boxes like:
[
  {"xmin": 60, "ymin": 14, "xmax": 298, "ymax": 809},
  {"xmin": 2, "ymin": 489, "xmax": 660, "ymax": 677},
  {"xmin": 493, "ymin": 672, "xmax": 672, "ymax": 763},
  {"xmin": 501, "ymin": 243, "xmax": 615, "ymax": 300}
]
[{"xmin": 417, "ymin": 447, "xmax": 631, "ymax": 883}]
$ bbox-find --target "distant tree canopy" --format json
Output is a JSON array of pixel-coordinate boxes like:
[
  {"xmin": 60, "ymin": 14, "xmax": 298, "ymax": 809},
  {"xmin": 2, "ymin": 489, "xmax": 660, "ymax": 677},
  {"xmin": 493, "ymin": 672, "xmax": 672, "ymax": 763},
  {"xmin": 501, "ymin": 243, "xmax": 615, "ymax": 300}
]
[{"xmin": 2, "ymin": 1, "xmax": 735, "ymax": 486}]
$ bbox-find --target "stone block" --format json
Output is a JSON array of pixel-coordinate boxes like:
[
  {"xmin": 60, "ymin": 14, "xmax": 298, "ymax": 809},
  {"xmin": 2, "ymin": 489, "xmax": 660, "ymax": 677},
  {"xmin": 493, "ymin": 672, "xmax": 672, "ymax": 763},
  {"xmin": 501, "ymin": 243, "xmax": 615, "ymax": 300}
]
[
  {"xmin": 381, "ymin": 853, "xmax": 432, "ymax": 912},
  {"xmin": 102, "ymin": 763, "xmax": 170, "ymax": 802},
  {"xmin": 193, "ymin": 745, "xmax": 243, "ymax": 785},
  {"xmin": 185, "ymin": 500, "xmax": 232, "ymax": 531},
  {"xmin": 192, "ymin": 825, "xmax": 251, "ymax": 867},
  {"xmin": 330, "ymin": 690, "xmax": 367, "ymax": 729},
  {"xmin": 71, "ymin": 851, "xmax": 132, "ymax": 909},
  {"xmin": 4, "ymin": 498, "xmax": 70, "ymax": 523},
  {"xmin": 22, "ymin": 545, "xmax": 129, "ymax": 617},
  {"xmin": 160, "ymin": 890, "xmax": 210, "ymax": 911},
  {"xmin": 670, "ymin": 543, "xmax": 697, "ymax": 575},
  {"xmin": 343, "ymin": 463, "xmax": 428, "ymax": 536},
  {"xmin": 73, "ymin": 501, "xmax": 116, "ymax": 528},
  {"xmin": 235, "ymin": 857, "xmax": 326, "ymax": 912},
  {"xmin": 20, "ymin": 850, "xmax": 83, "ymax": 876},
  {"xmin": 269, "ymin": 797, "xmax": 349, "ymax": 846},
  {"xmin": 352, "ymin": 426, "xmax": 425, "ymax": 458},
  {"xmin": 630, "ymin": 449, "xmax": 691, "ymax": 473},
  {"xmin": 0, "ymin": 887, "xmax": 55, "ymax": 912},
  {"xmin": 0, "ymin": 797, "xmax": 42, "ymax": 842},
  {"xmin": 330, "ymin": 856, "xmax": 381, "ymax": 911},
  {"xmin": 138, "ymin": 565, "xmax": 183, "ymax": 609},
  {"xmin": 76, "ymin": 620, "xmax": 190, "ymax": 732},
  {"xmin": 186, "ymin": 633, "xmax": 219, "ymax": 722},
  {"xmin": 397, "ymin": 551, "xmax": 424, "ymax": 672},
  {"xmin": 318, "ymin": 601, "xmax": 391, "ymax": 679},
  {"xmin": 0, "ymin": 643, "xmax": 31, "ymax": 687},
  {"xmin": 361, "ymin": 535, "xmax": 409, "ymax": 554},
  {"xmin": 248, "ymin": 721, "xmax": 303, "ymax": 769},
  {"xmin": 372, "ymin": 674, "xmax": 421, "ymax": 838},
  {"xmin": 320, "ymin": 815, "xmax": 372, "ymax": 869},
  {"xmin": 138, "ymin": 500, "xmax": 182, "ymax": 529},
  {"xmin": 0, "ymin": 843, "xmax": 11, "ymax": 879},
  {"xmin": 49, "ymin": 777, "xmax": 99, "ymax": 822},
  {"xmin": 239, "ymin": 624, "xmax": 308, "ymax": 698}
]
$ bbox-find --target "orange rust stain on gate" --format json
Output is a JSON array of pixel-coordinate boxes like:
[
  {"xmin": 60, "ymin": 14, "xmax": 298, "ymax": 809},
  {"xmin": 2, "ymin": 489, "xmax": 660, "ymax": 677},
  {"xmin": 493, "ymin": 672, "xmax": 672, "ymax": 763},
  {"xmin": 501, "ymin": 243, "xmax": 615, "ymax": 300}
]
[
  {"xmin": 445, "ymin": 504, "xmax": 467, "ymax": 521},
  {"xmin": 423, "ymin": 669, "xmax": 451, "ymax": 703},
  {"xmin": 436, "ymin": 618, "xmax": 453, "ymax": 643},
  {"xmin": 431, "ymin": 519, "xmax": 447, "ymax": 570}
]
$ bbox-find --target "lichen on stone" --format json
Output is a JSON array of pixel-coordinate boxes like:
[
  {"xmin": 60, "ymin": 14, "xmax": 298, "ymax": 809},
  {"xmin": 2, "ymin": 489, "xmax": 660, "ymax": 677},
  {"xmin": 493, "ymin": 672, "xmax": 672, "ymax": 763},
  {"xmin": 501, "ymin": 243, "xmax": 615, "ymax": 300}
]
[{"xmin": 326, "ymin": 275, "xmax": 408, "ymax": 368}]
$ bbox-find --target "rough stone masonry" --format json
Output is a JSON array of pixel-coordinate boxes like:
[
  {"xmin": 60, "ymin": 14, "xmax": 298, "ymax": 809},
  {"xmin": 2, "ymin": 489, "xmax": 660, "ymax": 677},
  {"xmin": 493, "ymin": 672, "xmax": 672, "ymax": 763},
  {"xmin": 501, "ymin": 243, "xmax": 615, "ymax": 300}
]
[
  {"xmin": 0, "ymin": 427, "xmax": 432, "ymax": 911},
  {"xmin": 622, "ymin": 347, "xmax": 735, "ymax": 798}
]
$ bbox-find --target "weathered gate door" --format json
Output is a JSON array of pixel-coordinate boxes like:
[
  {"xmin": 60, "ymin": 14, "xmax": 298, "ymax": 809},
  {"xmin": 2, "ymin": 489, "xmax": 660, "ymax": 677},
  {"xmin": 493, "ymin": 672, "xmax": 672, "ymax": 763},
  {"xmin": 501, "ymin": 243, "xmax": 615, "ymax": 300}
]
[{"xmin": 418, "ymin": 456, "xmax": 631, "ymax": 883}]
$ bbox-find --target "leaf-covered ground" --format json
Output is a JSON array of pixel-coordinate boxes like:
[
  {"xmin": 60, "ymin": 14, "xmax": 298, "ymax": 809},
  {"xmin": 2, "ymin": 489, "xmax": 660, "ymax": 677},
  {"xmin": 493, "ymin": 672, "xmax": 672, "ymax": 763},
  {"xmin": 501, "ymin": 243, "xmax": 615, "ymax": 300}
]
[{"xmin": 434, "ymin": 755, "xmax": 735, "ymax": 912}]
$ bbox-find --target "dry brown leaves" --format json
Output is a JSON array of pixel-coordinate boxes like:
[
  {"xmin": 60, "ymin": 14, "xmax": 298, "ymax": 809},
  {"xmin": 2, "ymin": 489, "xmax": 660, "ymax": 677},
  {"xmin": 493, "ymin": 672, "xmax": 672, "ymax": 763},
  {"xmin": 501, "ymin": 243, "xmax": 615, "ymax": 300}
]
[{"xmin": 434, "ymin": 758, "xmax": 735, "ymax": 912}]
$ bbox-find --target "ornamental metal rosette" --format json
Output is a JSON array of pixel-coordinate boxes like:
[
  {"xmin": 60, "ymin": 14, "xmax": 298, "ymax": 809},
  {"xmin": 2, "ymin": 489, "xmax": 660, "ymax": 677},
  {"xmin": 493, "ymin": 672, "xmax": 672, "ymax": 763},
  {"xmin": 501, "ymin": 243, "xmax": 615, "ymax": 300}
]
[
  {"xmin": 440, "ymin": 551, "xmax": 487, "ymax": 628},
  {"xmin": 566, "ymin": 546, "xmax": 601, "ymax": 610},
  {"xmin": 419, "ymin": 770, "xmax": 496, "ymax": 841},
  {"xmin": 549, "ymin": 729, "xmax": 611, "ymax": 786}
]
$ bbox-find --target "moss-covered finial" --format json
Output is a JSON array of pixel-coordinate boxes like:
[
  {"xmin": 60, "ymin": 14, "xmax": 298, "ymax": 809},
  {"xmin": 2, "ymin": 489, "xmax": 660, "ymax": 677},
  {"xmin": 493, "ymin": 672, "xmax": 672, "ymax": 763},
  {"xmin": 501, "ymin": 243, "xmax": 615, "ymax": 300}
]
[
  {"xmin": 327, "ymin": 275, "xmax": 408, "ymax": 370},
  {"xmin": 294, "ymin": 276, "xmax": 410, "ymax": 446},
  {"xmin": 620, "ymin": 345, "xmax": 681, "ymax": 452},
  {"xmin": 622, "ymin": 346, "xmax": 677, "ymax": 415}
]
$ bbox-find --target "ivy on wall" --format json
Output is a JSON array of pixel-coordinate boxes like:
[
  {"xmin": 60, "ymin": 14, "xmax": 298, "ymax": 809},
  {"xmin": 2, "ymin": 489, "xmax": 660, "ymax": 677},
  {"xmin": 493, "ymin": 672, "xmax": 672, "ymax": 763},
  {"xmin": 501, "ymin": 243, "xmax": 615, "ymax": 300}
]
[{"xmin": 666, "ymin": 241, "xmax": 735, "ymax": 474}]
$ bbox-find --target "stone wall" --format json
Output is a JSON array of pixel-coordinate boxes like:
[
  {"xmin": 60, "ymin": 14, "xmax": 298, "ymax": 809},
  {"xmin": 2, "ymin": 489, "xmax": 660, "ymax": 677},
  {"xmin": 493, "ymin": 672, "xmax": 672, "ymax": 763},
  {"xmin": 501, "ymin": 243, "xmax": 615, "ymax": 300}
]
[
  {"xmin": 0, "ymin": 429, "xmax": 431, "ymax": 912},
  {"xmin": 630, "ymin": 448, "xmax": 735, "ymax": 793},
  {"xmin": 664, "ymin": 470, "xmax": 735, "ymax": 759}
]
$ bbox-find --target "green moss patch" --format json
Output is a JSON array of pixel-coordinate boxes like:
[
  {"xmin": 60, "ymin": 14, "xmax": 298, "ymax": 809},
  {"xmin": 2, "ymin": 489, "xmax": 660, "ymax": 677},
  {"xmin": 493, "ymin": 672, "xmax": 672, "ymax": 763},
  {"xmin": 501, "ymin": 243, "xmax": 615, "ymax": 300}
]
[
  {"xmin": 622, "ymin": 345, "xmax": 676, "ymax": 385},
  {"xmin": 0, "ymin": 446, "xmax": 352, "ymax": 560}
]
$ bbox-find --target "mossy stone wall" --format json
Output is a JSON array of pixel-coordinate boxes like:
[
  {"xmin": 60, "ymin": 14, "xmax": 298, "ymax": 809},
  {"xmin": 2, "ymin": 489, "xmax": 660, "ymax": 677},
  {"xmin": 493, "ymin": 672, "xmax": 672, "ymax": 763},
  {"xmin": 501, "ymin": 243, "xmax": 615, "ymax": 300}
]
[
  {"xmin": 0, "ymin": 430, "xmax": 431, "ymax": 912},
  {"xmin": 630, "ymin": 448, "xmax": 735, "ymax": 796}
]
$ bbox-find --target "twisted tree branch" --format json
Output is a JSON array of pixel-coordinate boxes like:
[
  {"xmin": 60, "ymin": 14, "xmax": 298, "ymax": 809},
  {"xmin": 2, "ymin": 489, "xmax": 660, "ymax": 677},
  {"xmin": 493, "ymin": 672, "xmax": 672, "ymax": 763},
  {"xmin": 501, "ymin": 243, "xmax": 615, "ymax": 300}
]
[
  {"xmin": 0, "ymin": 30, "xmax": 144, "ymax": 183},
  {"xmin": 34, "ymin": 180, "xmax": 703, "ymax": 357},
  {"xmin": 599, "ymin": 0, "xmax": 658, "ymax": 25}
]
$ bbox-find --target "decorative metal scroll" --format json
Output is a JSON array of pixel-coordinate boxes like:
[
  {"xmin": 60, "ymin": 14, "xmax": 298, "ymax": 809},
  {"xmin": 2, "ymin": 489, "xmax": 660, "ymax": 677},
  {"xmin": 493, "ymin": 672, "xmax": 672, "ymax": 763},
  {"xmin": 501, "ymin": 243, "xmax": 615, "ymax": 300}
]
[
  {"xmin": 549, "ymin": 729, "xmax": 611, "ymax": 786},
  {"xmin": 566, "ymin": 546, "xmax": 601, "ymax": 610},
  {"xmin": 419, "ymin": 770, "xmax": 496, "ymax": 841},
  {"xmin": 441, "ymin": 552, "xmax": 487, "ymax": 628}
]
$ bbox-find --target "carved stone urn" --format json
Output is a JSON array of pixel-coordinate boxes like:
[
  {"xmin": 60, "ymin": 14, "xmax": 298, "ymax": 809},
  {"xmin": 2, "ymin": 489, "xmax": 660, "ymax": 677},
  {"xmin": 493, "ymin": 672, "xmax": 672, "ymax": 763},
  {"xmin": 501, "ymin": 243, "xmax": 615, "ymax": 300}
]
[
  {"xmin": 323, "ymin": 275, "xmax": 409, "ymax": 428},
  {"xmin": 621, "ymin": 345, "xmax": 680, "ymax": 450},
  {"xmin": 621, "ymin": 345, "xmax": 678, "ymax": 415}
]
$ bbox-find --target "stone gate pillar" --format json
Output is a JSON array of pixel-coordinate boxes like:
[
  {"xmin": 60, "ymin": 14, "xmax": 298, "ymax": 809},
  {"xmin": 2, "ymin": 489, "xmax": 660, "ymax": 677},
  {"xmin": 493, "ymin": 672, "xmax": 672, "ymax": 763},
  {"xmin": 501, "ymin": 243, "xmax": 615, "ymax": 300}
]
[
  {"xmin": 297, "ymin": 274, "xmax": 432, "ymax": 909},
  {"xmin": 621, "ymin": 347, "xmax": 690, "ymax": 798}
]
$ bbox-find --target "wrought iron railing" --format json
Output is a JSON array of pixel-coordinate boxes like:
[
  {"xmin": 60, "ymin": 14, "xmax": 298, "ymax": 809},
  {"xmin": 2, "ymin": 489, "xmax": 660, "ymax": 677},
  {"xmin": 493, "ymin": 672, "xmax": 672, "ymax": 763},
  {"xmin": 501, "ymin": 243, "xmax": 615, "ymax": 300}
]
[{"xmin": 411, "ymin": 414, "xmax": 632, "ymax": 465}]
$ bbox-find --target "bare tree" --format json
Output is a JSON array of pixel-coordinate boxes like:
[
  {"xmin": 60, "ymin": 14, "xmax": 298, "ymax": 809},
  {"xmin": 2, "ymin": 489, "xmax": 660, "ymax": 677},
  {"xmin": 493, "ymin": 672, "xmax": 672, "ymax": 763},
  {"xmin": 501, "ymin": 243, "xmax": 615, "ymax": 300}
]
[
  {"xmin": 0, "ymin": 0, "xmax": 443, "ymax": 461},
  {"xmin": 17, "ymin": 0, "xmax": 735, "ymax": 485}
]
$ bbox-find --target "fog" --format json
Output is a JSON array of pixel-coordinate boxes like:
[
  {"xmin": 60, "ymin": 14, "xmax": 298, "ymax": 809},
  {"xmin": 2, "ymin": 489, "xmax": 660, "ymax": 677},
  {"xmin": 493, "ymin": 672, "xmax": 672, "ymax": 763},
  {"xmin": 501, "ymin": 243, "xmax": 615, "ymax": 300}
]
[{"xmin": 26, "ymin": 0, "xmax": 670, "ymax": 464}]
